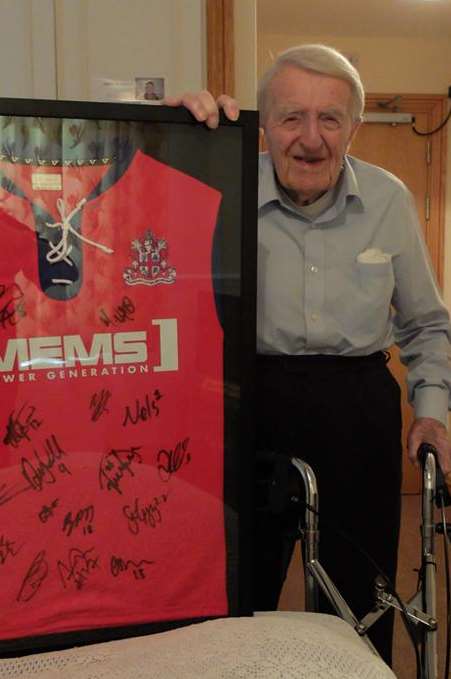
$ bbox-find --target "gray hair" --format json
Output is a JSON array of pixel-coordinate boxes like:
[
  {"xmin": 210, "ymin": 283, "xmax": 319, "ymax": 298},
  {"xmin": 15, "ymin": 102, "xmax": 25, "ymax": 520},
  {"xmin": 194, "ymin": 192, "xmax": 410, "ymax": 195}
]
[{"xmin": 257, "ymin": 44, "xmax": 365, "ymax": 123}]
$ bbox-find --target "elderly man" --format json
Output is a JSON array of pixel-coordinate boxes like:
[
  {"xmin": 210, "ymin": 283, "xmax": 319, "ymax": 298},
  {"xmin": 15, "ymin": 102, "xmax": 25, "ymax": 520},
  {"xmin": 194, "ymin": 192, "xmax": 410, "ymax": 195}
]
[{"xmin": 167, "ymin": 44, "xmax": 451, "ymax": 665}]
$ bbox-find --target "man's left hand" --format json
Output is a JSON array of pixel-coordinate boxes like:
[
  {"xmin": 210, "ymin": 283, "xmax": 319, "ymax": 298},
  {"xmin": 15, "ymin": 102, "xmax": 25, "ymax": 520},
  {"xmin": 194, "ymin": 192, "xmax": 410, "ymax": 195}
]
[{"xmin": 408, "ymin": 417, "xmax": 451, "ymax": 491}]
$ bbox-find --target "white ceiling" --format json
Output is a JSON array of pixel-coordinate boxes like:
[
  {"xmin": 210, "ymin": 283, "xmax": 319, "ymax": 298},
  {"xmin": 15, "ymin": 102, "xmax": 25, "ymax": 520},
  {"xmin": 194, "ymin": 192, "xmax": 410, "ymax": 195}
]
[{"xmin": 257, "ymin": 0, "xmax": 451, "ymax": 38}]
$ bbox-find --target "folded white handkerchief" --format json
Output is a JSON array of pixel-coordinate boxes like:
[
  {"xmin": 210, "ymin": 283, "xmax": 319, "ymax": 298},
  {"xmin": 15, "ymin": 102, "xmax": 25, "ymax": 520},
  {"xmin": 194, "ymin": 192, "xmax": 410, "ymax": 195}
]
[{"xmin": 356, "ymin": 248, "xmax": 392, "ymax": 264}]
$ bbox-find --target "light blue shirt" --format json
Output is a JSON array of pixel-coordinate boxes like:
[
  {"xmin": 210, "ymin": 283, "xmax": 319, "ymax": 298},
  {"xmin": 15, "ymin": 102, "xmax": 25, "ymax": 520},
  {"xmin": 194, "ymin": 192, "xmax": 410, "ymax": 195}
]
[{"xmin": 257, "ymin": 152, "xmax": 451, "ymax": 426}]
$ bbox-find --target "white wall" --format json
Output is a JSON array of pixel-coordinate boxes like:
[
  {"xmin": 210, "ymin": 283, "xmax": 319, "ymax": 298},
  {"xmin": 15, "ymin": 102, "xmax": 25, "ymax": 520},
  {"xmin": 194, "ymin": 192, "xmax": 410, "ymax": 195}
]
[
  {"xmin": 0, "ymin": 0, "xmax": 56, "ymax": 98},
  {"xmin": 234, "ymin": 0, "xmax": 257, "ymax": 110},
  {"xmin": 0, "ymin": 0, "xmax": 205, "ymax": 101},
  {"xmin": 55, "ymin": 0, "xmax": 205, "ymax": 101}
]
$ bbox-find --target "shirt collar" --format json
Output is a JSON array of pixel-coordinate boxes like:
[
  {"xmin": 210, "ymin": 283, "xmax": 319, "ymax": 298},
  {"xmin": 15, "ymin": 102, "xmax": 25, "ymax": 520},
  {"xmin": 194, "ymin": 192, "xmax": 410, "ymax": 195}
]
[
  {"xmin": 339, "ymin": 155, "xmax": 363, "ymax": 207},
  {"xmin": 258, "ymin": 152, "xmax": 364, "ymax": 214},
  {"xmin": 258, "ymin": 152, "xmax": 281, "ymax": 210}
]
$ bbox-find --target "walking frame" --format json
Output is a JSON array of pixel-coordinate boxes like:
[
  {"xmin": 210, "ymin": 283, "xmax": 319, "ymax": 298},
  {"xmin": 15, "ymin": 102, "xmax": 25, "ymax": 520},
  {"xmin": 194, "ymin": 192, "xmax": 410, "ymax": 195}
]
[{"xmin": 291, "ymin": 442, "xmax": 450, "ymax": 679}]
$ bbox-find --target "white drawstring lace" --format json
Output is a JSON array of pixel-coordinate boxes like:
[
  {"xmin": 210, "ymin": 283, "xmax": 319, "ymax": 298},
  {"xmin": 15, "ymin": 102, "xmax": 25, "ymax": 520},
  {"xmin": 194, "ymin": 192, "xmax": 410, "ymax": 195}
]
[{"xmin": 45, "ymin": 197, "xmax": 114, "ymax": 268}]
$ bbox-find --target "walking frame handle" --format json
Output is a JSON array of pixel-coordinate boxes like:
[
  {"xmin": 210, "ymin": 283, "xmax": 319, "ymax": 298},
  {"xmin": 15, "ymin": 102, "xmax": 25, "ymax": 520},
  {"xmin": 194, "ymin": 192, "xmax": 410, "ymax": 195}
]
[{"xmin": 418, "ymin": 442, "xmax": 451, "ymax": 508}]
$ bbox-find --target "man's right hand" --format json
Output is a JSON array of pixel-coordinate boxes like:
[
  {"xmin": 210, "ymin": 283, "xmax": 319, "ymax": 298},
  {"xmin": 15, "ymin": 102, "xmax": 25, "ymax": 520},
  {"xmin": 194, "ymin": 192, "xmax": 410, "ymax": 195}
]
[{"xmin": 163, "ymin": 91, "xmax": 239, "ymax": 129}]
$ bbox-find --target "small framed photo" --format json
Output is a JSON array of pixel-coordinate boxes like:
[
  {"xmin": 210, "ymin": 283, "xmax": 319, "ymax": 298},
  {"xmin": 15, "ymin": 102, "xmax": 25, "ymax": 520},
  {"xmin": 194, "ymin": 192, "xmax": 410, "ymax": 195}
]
[{"xmin": 135, "ymin": 77, "xmax": 165, "ymax": 102}]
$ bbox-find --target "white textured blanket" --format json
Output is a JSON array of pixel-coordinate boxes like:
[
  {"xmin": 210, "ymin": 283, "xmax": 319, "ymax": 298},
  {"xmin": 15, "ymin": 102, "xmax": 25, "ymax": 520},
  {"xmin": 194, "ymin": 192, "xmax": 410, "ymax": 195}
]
[{"xmin": 0, "ymin": 612, "xmax": 396, "ymax": 679}]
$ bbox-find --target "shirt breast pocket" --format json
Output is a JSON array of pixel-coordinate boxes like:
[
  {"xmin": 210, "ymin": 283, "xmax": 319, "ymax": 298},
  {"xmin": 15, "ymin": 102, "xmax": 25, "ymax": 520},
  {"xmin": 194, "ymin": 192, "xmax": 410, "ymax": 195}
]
[{"xmin": 356, "ymin": 260, "xmax": 395, "ymax": 309}]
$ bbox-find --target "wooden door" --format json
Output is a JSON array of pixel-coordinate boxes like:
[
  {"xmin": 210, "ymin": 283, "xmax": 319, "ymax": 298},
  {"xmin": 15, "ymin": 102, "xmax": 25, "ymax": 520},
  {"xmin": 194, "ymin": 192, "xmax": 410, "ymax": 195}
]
[{"xmin": 350, "ymin": 94, "xmax": 447, "ymax": 492}]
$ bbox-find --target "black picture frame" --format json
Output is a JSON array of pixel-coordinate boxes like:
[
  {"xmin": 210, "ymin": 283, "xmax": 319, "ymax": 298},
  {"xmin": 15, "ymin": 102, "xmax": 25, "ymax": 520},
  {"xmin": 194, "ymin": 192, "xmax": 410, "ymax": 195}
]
[{"xmin": 0, "ymin": 98, "xmax": 258, "ymax": 655}]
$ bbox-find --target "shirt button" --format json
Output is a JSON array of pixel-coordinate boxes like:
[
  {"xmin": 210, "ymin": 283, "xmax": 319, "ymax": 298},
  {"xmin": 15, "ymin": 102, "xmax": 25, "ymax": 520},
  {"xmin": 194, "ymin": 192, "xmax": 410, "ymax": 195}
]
[
  {"xmin": 309, "ymin": 265, "xmax": 318, "ymax": 273},
  {"xmin": 311, "ymin": 313, "xmax": 318, "ymax": 321}
]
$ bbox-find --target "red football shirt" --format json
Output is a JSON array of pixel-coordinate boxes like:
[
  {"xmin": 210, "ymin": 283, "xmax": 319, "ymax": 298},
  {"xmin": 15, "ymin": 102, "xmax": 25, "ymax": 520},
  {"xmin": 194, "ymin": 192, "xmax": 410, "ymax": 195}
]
[{"xmin": 0, "ymin": 150, "xmax": 226, "ymax": 640}]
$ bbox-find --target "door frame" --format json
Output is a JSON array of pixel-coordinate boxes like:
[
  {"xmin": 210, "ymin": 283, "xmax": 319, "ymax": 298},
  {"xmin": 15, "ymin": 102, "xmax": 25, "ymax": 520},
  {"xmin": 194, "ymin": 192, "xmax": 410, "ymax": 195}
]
[{"xmin": 206, "ymin": 0, "xmax": 235, "ymax": 98}]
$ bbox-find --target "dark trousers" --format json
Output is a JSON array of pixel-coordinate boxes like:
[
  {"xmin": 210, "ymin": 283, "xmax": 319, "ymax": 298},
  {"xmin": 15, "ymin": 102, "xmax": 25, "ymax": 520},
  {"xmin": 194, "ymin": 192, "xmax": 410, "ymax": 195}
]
[{"xmin": 253, "ymin": 352, "xmax": 402, "ymax": 667}]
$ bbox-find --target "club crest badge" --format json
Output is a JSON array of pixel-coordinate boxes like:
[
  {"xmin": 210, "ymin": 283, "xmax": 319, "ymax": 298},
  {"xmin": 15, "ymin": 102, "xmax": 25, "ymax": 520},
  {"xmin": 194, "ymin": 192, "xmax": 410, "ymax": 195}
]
[{"xmin": 123, "ymin": 229, "xmax": 176, "ymax": 287}]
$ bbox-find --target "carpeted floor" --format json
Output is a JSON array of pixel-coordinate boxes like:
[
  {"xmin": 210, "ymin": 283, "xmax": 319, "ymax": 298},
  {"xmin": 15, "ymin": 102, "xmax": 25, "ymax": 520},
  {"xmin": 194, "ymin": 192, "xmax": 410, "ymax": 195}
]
[{"xmin": 279, "ymin": 493, "xmax": 450, "ymax": 679}]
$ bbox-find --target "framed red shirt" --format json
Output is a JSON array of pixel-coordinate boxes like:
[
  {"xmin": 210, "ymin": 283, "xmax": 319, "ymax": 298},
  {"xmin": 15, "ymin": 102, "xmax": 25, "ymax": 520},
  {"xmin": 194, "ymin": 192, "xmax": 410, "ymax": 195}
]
[{"xmin": 0, "ymin": 101, "xmax": 258, "ymax": 653}]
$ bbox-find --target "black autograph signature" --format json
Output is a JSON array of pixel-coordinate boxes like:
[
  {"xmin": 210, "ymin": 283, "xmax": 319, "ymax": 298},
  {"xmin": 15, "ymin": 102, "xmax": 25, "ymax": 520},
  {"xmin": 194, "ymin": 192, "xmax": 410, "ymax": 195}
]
[
  {"xmin": 89, "ymin": 389, "xmax": 112, "ymax": 422},
  {"xmin": 122, "ymin": 494, "xmax": 168, "ymax": 536},
  {"xmin": 20, "ymin": 434, "xmax": 71, "ymax": 492},
  {"xmin": 157, "ymin": 437, "xmax": 191, "ymax": 482},
  {"xmin": 17, "ymin": 551, "xmax": 49, "ymax": 602},
  {"xmin": 98, "ymin": 447, "xmax": 143, "ymax": 495},
  {"xmin": 57, "ymin": 547, "xmax": 99, "ymax": 590},
  {"xmin": 0, "ymin": 481, "xmax": 30, "ymax": 508},
  {"xmin": 0, "ymin": 534, "xmax": 21, "ymax": 566},
  {"xmin": 0, "ymin": 282, "xmax": 26, "ymax": 330},
  {"xmin": 122, "ymin": 390, "xmax": 163, "ymax": 427},
  {"xmin": 99, "ymin": 296, "xmax": 135, "ymax": 327},
  {"xmin": 38, "ymin": 498, "xmax": 59, "ymax": 523},
  {"xmin": 110, "ymin": 555, "xmax": 154, "ymax": 579},
  {"xmin": 62, "ymin": 505, "xmax": 95, "ymax": 537},
  {"xmin": 3, "ymin": 402, "xmax": 43, "ymax": 448}
]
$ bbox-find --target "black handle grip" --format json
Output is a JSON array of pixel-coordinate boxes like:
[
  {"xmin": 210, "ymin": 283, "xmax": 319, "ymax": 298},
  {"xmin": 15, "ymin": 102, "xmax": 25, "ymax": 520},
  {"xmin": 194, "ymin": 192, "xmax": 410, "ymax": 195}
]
[{"xmin": 418, "ymin": 442, "xmax": 451, "ymax": 507}]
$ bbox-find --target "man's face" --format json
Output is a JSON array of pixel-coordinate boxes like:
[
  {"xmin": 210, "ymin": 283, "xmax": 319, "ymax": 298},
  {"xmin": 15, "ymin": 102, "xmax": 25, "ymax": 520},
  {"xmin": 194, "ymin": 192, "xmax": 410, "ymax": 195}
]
[{"xmin": 263, "ymin": 65, "xmax": 361, "ymax": 206}]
